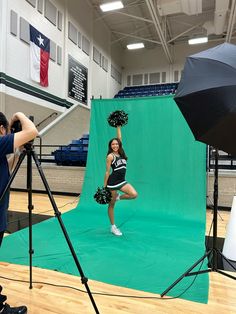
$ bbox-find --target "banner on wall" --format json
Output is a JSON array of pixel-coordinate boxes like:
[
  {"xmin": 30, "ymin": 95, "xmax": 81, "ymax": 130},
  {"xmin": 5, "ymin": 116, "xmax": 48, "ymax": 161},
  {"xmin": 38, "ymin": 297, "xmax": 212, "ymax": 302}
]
[
  {"xmin": 68, "ymin": 55, "xmax": 88, "ymax": 105},
  {"xmin": 29, "ymin": 25, "xmax": 50, "ymax": 87}
]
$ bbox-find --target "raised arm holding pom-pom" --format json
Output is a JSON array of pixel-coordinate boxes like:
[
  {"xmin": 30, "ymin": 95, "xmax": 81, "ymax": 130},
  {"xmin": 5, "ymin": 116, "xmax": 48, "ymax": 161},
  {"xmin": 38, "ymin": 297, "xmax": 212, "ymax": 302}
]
[
  {"xmin": 116, "ymin": 125, "xmax": 122, "ymax": 141},
  {"xmin": 104, "ymin": 125, "xmax": 137, "ymax": 236}
]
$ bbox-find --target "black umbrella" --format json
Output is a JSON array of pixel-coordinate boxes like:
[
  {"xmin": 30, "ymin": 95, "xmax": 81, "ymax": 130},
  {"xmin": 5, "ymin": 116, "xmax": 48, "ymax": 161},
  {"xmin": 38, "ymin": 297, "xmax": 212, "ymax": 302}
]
[
  {"xmin": 161, "ymin": 43, "xmax": 236, "ymax": 298},
  {"xmin": 174, "ymin": 42, "xmax": 236, "ymax": 156}
]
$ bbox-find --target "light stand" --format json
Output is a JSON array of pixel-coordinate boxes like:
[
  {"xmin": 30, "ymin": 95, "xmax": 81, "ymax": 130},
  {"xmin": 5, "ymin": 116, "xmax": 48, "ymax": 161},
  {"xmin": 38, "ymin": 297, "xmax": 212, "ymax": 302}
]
[
  {"xmin": 161, "ymin": 148, "xmax": 236, "ymax": 298},
  {"xmin": 0, "ymin": 143, "xmax": 100, "ymax": 314},
  {"xmin": 207, "ymin": 146, "xmax": 223, "ymax": 220}
]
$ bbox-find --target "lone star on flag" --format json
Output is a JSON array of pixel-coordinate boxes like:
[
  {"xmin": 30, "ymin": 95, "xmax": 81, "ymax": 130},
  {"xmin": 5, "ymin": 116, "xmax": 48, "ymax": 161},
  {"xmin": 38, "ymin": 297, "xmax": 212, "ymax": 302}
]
[{"xmin": 37, "ymin": 34, "xmax": 44, "ymax": 46}]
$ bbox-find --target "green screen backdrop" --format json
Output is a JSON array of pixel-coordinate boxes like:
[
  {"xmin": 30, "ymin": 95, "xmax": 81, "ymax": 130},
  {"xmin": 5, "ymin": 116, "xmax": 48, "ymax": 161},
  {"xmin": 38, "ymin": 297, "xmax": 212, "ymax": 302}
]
[{"xmin": 0, "ymin": 96, "xmax": 209, "ymax": 303}]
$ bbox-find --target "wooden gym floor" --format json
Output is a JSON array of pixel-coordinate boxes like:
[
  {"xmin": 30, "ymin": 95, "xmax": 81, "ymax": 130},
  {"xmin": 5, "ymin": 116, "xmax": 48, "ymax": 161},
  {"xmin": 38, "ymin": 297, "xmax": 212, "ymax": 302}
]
[{"xmin": 0, "ymin": 191, "xmax": 235, "ymax": 314}]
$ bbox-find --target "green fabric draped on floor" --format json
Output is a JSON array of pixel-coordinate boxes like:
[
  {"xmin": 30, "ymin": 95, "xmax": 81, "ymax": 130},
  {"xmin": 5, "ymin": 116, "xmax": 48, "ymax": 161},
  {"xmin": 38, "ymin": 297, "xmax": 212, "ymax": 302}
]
[{"xmin": 0, "ymin": 96, "xmax": 209, "ymax": 303}]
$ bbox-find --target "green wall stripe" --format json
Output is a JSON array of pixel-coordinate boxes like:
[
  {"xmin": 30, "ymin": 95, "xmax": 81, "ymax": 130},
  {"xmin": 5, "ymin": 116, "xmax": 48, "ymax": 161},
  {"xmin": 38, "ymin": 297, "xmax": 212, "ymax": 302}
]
[{"xmin": 0, "ymin": 72, "xmax": 73, "ymax": 109}]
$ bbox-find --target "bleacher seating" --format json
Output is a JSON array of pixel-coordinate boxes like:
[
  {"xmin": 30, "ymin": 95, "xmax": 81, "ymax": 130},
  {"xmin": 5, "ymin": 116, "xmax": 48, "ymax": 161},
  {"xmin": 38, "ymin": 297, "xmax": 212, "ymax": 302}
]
[
  {"xmin": 52, "ymin": 134, "xmax": 89, "ymax": 166},
  {"xmin": 114, "ymin": 83, "xmax": 178, "ymax": 98}
]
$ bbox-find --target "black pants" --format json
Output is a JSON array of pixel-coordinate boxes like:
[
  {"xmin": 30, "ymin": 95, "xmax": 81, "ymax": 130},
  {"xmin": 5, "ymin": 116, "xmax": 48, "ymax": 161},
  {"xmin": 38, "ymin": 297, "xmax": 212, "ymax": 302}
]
[
  {"xmin": 0, "ymin": 291, "xmax": 6, "ymax": 310},
  {"xmin": 0, "ymin": 231, "xmax": 7, "ymax": 310}
]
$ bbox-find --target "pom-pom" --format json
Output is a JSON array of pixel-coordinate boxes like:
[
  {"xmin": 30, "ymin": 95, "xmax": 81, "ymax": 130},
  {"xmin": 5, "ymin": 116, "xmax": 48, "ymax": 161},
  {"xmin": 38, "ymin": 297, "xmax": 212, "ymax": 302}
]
[
  {"xmin": 94, "ymin": 186, "xmax": 112, "ymax": 204},
  {"xmin": 107, "ymin": 110, "xmax": 128, "ymax": 127}
]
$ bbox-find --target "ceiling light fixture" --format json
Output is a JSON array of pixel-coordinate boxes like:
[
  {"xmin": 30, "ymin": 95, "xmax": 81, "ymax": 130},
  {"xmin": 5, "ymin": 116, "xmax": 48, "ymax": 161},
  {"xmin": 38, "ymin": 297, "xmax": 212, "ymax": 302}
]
[
  {"xmin": 188, "ymin": 37, "xmax": 208, "ymax": 45},
  {"xmin": 127, "ymin": 43, "xmax": 145, "ymax": 50},
  {"xmin": 100, "ymin": 1, "xmax": 124, "ymax": 12}
]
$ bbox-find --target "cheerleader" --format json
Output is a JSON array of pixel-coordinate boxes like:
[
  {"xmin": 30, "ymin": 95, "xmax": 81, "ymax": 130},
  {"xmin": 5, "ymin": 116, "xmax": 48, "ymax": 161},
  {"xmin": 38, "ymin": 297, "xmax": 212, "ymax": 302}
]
[{"xmin": 104, "ymin": 126, "xmax": 137, "ymax": 236}]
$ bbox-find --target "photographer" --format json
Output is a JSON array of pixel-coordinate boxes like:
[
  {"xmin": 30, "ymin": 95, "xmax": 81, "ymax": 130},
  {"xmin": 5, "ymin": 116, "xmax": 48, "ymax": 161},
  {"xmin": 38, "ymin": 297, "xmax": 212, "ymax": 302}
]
[{"xmin": 0, "ymin": 112, "xmax": 38, "ymax": 314}]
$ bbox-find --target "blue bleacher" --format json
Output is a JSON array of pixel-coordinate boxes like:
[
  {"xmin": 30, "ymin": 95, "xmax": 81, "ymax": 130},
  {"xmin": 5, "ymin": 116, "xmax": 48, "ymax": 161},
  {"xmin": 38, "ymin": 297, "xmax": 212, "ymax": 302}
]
[
  {"xmin": 114, "ymin": 83, "xmax": 178, "ymax": 98},
  {"xmin": 52, "ymin": 134, "xmax": 89, "ymax": 166}
]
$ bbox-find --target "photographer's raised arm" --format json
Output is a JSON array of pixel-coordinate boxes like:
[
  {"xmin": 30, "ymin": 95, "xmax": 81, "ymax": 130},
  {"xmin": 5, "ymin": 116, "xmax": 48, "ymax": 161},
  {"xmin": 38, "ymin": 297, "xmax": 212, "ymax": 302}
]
[{"xmin": 11, "ymin": 112, "xmax": 38, "ymax": 149}]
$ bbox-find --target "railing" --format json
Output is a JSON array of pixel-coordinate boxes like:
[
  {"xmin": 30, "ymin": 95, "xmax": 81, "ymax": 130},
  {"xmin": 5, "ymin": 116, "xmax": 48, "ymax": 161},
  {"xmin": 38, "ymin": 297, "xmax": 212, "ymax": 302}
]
[
  {"xmin": 33, "ymin": 144, "xmax": 61, "ymax": 163},
  {"xmin": 36, "ymin": 112, "xmax": 58, "ymax": 129},
  {"xmin": 33, "ymin": 137, "xmax": 88, "ymax": 166},
  {"xmin": 34, "ymin": 141, "xmax": 235, "ymax": 170},
  {"xmin": 208, "ymin": 146, "xmax": 236, "ymax": 171}
]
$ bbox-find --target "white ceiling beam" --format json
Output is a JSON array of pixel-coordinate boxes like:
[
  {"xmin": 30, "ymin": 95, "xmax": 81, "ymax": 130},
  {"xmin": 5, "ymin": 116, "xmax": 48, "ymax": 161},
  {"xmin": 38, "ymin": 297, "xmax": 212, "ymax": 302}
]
[
  {"xmin": 111, "ymin": 11, "xmax": 154, "ymax": 24},
  {"xmin": 145, "ymin": 0, "xmax": 172, "ymax": 63},
  {"xmin": 111, "ymin": 30, "xmax": 161, "ymax": 45},
  {"xmin": 94, "ymin": 10, "xmax": 153, "ymax": 24},
  {"xmin": 111, "ymin": 25, "xmax": 154, "ymax": 44},
  {"xmin": 166, "ymin": 17, "xmax": 173, "ymax": 39},
  {"xmin": 168, "ymin": 23, "xmax": 202, "ymax": 43}
]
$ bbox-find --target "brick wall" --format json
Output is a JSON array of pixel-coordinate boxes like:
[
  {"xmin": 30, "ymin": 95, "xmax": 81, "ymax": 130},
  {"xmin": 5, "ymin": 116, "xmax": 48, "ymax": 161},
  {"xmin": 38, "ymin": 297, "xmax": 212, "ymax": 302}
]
[
  {"xmin": 10, "ymin": 163, "xmax": 85, "ymax": 194},
  {"xmin": 208, "ymin": 172, "xmax": 236, "ymax": 208}
]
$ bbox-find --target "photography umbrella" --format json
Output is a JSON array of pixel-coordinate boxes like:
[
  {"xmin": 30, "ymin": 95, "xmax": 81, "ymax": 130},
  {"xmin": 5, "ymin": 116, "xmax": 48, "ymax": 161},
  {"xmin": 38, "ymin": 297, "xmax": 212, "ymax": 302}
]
[
  {"xmin": 161, "ymin": 43, "xmax": 236, "ymax": 297},
  {"xmin": 175, "ymin": 42, "xmax": 236, "ymax": 156}
]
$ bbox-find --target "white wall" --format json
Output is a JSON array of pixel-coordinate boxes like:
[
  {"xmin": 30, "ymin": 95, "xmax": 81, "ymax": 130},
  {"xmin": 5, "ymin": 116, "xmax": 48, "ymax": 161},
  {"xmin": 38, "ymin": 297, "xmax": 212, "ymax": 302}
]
[
  {"xmin": 68, "ymin": 0, "xmax": 92, "ymax": 37},
  {"xmin": 91, "ymin": 12, "xmax": 110, "ymax": 99},
  {"xmin": 3, "ymin": 93, "xmax": 58, "ymax": 130},
  {"xmin": 122, "ymin": 45, "xmax": 174, "ymax": 85},
  {"xmin": 0, "ymin": 0, "xmax": 7, "ymax": 112},
  {"xmin": 0, "ymin": 0, "xmax": 123, "ymax": 146},
  {"xmin": 91, "ymin": 7, "xmax": 122, "ymax": 99},
  {"xmin": 122, "ymin": 39, "xmax": 231, "ymax": 86},
  {"xmin": 6, "ymin": 0, "xmax": 64, "ymax": 101},
  {"xmin": 172, "ymin": 40, "xmax": 229, "ymax": 68},
  {"xmin": 122, "ymin": 46, "xmax": 167, "ymax": 72},
  {"xmin": 1, "ymin": 0, "xmax": 122, "ymax": 110},
  {"xmin": 110, "ymin": 43, "xmax": 123, "ymax": 97},
  {"xmin": 0, "ymin": 0, "xmax": 7, "ymax": 73},
  {"xmin": 41, "ymin": 104, "xmax": 90, "ymax": 147}
]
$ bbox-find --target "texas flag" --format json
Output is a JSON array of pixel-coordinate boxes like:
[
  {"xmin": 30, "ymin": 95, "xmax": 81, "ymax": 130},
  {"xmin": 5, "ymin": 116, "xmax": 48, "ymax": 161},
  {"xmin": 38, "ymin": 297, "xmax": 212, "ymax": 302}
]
[{"xmin": 29, "ymin": 25, "xmax": 50, "ymax": 87}]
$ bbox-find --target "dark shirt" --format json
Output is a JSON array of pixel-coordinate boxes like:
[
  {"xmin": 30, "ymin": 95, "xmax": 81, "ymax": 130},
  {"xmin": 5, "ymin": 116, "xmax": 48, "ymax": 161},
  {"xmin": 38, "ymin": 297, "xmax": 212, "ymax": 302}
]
[{"xmin": 0, "ymin": 134, "xmax": 14, "ymax": 232}]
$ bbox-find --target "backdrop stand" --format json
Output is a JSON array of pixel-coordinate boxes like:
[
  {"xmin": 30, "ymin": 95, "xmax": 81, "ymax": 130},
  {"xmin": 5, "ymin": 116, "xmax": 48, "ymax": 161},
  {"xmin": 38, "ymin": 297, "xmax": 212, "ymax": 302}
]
[
  {"xmin": 207, "ymin": 146, "xmax": 223, "ymax": 221},
  {"xmin": 0, "ymin": 143, "xmax": 99, "ymax": 314},
  {"xmin": 161, "ymin": 148, "xmax": 236, "ymax": 298}
]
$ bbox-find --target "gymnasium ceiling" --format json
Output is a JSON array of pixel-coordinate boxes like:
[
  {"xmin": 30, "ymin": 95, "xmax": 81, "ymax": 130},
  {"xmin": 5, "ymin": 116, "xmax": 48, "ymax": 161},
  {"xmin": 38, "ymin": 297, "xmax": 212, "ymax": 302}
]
[{"xmin": 88, "ymin": 0, "xmax": 236, "ymax": 63}]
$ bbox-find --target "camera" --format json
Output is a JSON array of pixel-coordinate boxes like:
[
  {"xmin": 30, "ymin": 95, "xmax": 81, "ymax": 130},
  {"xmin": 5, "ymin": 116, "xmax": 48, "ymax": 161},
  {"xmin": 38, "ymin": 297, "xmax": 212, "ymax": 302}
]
[
  {"xmin": 11, "ymin": 120, "xmax": 22, "ymax": 133},
  {"xmin": 11, "ymin": 115, "xmax": 34, "ymax": 133}
]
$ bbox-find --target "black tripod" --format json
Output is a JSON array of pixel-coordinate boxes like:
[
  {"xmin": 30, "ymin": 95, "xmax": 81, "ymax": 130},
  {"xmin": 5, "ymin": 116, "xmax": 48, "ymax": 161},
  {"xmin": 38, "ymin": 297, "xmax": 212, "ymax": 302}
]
[
  {"xmin": 161, "ymin": 148, "xmax": 236, "ymax": 298},
  {"xmin": 0, "ymin": 142, "xmax": 99, "ymax": 313}
]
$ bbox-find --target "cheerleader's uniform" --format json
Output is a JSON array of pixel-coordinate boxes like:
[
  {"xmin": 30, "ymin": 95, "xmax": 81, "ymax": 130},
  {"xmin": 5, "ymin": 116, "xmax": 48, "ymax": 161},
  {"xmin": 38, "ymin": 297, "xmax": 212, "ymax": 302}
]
[{"xmin": 107, "ymin": 154, "xmax": 127, "ymax": 190}]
